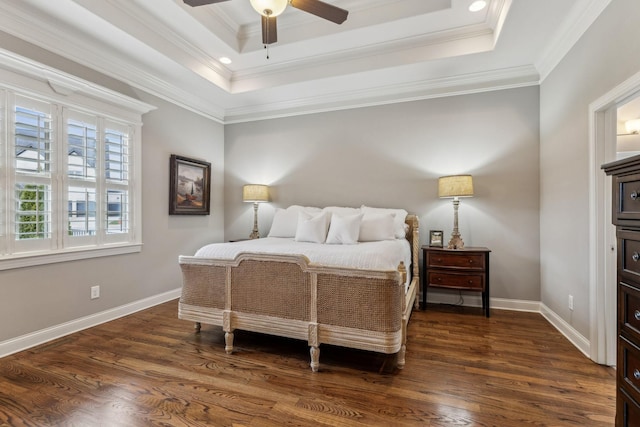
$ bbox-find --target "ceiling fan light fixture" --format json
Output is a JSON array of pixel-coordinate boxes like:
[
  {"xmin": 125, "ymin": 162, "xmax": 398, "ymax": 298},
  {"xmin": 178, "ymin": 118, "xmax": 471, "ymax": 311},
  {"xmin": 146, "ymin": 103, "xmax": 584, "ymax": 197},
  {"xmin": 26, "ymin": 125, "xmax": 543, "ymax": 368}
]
[{"xmin": 250, "ymin": 0, "xmax": 288, "ymax": 17}]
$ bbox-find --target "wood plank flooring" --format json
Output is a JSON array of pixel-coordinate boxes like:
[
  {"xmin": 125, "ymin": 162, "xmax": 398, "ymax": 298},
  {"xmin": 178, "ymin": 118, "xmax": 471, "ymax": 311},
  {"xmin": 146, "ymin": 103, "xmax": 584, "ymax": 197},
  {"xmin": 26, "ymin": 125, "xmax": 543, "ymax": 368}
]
[{"xmin": 0, "ymin": 300, "xmax": 615, "ymax": 426}]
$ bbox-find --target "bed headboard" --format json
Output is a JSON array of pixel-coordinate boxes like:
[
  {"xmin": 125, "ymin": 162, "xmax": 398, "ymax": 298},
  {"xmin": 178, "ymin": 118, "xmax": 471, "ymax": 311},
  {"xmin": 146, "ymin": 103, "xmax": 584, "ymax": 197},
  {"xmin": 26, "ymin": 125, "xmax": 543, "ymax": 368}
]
[{"xmin": 405, "ymin": 214, "xmax": 420, "ymax": 279}]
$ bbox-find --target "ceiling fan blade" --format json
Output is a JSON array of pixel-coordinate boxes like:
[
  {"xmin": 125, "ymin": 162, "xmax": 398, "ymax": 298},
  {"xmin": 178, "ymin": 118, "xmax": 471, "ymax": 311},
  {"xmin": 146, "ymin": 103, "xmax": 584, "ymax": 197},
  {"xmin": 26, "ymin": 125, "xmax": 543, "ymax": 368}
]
[
  {"xmin": 261, "ymin": 15, "xmax": 278, "ymax": 45},
  {"xmin": 290, "ymin": 0, "xmax": 348, "ymax": 24},
  {"xmin": 183, "ymin": 0, "xmax": 230, "ymax": 7}
]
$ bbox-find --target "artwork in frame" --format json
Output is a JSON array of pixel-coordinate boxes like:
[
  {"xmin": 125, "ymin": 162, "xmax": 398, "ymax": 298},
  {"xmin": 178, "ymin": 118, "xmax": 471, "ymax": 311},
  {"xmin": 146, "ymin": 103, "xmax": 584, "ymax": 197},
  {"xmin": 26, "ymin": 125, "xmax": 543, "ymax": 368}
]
[
  {"xmin": 429, "ymin": 230, "xmax": 443, "ymax": 247},
  {"xmin": 169, "ymin": 154, "xmax": 211, "ymax": 215}
]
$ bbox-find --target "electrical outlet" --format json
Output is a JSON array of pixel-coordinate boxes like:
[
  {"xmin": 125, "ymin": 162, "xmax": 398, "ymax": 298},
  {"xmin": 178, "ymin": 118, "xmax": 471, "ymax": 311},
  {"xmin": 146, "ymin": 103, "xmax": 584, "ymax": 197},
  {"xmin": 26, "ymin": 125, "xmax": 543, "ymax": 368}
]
[
  {"xmin": 568, "ymin": 294, "xmax": 574, "ymax": 311},
  {"xmin": 90, "ymin": 285, "xmax": 100, "ymax": 300}
]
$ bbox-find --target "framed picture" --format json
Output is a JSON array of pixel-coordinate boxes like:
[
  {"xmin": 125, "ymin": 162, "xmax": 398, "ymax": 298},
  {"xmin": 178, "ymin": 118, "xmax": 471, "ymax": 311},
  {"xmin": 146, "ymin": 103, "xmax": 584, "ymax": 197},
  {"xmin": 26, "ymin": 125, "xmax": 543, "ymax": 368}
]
[
  {"xmin": 429, "ymin": 230, "xmax": 443, "ymax": 247},
  {"xmin": 169, "ymin": 154, "xmax": 211, "ymax": 215}
]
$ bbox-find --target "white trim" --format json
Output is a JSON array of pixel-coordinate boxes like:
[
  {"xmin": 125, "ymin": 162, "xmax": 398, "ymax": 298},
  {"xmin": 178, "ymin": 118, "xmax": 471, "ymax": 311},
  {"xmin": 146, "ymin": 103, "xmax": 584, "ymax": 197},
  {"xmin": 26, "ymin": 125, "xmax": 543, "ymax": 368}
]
[
  {"xmin": 0, "ymin": 243, "xmax": 142, "ymax": 271},
  {"xmin": 0, "ymin": 288, "xmax": 181, "ymax": 359},
  {"xmin": 540, "ymin": 302, "xmax": 590, "ymax": 358},
  {"xmin": 225, "ymin": 66, "xmax": 540, "ymax": 124},
  {"xmin": 536, "ymin": 0, "xmax": 612, "ymax": 83},
  {"xmin": 0, "ymin": 48, "xmax": 155, "ymax": 116},
  {"xmin": 0, "ymin": 292, "xmax": 593, "ymax": 360},
  {"xmin": 589, "ymin": 69, "xmax": 640, "ymax": 365},
  {"xmin": 426, "ymin": 292, "xmax": 540, "ymax": 313}
]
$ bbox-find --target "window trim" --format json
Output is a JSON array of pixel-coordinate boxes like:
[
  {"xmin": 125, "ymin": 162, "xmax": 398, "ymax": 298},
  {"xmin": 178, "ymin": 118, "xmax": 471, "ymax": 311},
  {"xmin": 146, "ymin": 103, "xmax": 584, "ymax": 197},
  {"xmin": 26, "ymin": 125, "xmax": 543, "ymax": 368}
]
[{"xmin": 0, "ymin": 49, "xmax": 155, "ymax": 271}]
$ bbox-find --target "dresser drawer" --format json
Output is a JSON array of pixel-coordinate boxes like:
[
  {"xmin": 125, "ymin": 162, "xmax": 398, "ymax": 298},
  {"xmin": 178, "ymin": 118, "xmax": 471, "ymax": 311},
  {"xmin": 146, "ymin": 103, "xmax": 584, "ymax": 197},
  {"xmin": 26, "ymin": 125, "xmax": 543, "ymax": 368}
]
[
  {"xmin": 616, "ymin": 173, "xmax": 640, "ymax": 224},
  {"xmin": 620, "ymin": 230, "xmax": 640, "ymax": 283},
  {"xmin": 620, "ymin": 283, "xmax": 640, "ymax": 343},
  {"xmin": 426, "ymin": 252, "xmax": 485, "ymax": 270},
  {"xmin": 620, "ymin": 334, "xmax": 640, "ymax": 406},
  {"xmin": 619, "ymin": 386, "xmax": 640, "ymax": 427},
  {"xmin": 428, "ymin": 272, "xmax": 484, "ymax": 291}
]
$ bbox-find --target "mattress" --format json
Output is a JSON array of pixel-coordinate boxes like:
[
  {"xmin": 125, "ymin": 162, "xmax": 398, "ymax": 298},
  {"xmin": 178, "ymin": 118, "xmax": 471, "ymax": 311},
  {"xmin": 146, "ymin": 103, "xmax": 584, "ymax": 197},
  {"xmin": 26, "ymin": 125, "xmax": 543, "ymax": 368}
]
[{"xmin": 193, "ymin": 237, "xmax": 412, "ymax": 290}]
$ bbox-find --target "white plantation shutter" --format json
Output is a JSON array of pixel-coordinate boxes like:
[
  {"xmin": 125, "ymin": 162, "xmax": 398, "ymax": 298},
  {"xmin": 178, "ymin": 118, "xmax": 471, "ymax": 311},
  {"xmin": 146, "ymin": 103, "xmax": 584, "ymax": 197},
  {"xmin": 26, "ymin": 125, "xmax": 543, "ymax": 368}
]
[
  {"xmin": 11, "ymin": 95, "xmax": 56, "ymax": 253},
  {"xmin": 0, "ymin": 63, "xmax": 150, "ymax": 269}
]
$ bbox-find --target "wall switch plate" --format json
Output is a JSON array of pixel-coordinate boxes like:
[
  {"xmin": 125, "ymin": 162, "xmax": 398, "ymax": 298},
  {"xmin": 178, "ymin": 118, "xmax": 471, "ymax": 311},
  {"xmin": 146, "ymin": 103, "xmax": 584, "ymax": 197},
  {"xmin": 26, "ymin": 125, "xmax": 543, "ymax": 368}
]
[{"xmin": 91, "ymin": 285, "xmax": 100, "ymax": 300}]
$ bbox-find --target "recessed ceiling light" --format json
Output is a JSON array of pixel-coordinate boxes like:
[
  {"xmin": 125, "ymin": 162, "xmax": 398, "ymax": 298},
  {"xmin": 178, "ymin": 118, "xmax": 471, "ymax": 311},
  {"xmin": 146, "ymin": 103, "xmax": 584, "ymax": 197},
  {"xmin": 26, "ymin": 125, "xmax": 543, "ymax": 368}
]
[
  {"xmin": 469, "ymin": 0, "xmax": 487, "ymax": 12},
  {"xmin": 219, "ymin": 57, "xmax": 232, "ymax": 65}
]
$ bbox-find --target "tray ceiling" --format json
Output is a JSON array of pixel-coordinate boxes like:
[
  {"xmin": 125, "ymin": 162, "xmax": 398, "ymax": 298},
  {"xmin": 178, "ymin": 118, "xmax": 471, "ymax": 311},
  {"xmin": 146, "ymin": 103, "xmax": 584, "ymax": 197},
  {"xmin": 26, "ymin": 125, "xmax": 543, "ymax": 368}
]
[{"xmin": 0, "ymin": 0, "xmax": 610, "ymax": 122}]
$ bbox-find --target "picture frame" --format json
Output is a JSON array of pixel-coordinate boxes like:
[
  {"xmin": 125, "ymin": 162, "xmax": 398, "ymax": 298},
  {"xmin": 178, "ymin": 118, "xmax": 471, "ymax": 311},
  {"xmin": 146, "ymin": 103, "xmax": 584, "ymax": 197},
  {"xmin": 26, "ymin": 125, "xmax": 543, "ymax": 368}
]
[
  {"xmin": 169, "ymin": 154, "xmax": 211, "ymax": 215},
  {"xmin": 429, "ymin": 230, "xmax": 443, "ymax": 247}
]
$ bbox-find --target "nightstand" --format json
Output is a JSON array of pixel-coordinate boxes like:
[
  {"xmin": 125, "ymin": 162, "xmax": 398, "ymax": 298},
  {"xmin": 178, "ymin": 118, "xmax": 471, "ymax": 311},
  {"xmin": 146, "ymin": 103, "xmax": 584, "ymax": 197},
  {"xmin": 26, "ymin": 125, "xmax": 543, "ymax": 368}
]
[{"xmin": 422, "ymin": 246, "xmax": 491, "ymax": 317}]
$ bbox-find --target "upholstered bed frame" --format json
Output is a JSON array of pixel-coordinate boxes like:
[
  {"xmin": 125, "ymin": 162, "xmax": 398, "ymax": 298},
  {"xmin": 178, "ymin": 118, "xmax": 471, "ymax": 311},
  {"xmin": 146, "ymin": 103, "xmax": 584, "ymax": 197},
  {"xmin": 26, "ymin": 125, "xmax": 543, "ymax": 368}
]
[{"xmin": 178, "ymin": 215, "xmax": 419, "ymax": 372}]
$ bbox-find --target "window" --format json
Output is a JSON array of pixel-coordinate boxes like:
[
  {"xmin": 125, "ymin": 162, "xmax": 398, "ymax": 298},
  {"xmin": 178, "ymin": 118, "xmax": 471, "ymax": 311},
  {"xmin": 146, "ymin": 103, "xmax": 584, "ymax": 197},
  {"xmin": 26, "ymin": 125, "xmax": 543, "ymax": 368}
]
[{"xmin": 0, "ymin": 62, "xmax": 152, "ymax": 270}]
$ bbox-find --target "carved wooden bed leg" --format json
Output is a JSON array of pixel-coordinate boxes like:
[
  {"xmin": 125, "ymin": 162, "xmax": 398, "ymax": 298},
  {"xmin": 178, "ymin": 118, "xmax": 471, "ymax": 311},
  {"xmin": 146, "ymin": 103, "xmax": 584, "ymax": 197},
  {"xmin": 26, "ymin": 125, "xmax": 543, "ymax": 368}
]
[
  {"xmin": 397, "ymin": 344, "xmax": 406, "ymax": 369},
  {"xmin": 310, "ymin": 346, "xmax": 320, "ymax": 372},
  {"xmin": 194, "ymin": 322, "xmax": 201, "ymax": 333},
  {"xmin": 398, "ymin": 313, "xmax": 408, "ymax": 369},
  {"xmin": 225, "ymin": 331, "xmax": 234, "ymax": 354}
]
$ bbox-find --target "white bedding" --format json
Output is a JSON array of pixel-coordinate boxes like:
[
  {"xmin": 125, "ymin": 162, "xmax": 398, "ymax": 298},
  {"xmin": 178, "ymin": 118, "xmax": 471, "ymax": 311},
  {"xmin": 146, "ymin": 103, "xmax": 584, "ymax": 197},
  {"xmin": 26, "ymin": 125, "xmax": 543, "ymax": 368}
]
[{"xmin": 194, "ymin": 237, "xmax": 412, "ymax": 290}]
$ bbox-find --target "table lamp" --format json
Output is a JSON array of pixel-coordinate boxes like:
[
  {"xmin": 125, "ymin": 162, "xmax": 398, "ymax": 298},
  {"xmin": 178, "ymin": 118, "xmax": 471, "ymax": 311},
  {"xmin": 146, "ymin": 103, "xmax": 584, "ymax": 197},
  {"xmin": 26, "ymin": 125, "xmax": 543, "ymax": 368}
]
[
  {"xmin": 243, "ymin": 184, "xmax": 269, "ymax": 239},
  {"xmin": 438, "ymin": 175, "xmax": 474, "ymax": 249}
]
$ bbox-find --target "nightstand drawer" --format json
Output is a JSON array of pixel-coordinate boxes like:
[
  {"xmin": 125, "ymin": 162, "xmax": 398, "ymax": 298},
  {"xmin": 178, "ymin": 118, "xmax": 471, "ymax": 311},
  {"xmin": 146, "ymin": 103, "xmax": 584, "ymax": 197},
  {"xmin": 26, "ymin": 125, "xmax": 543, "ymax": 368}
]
[
  {"xmin": 428, "ymin": 272, "xmax": 484, "ymax": 291},
  {"xmin": 426, "ymin": 252, "xmax": 485, "ymax": 270}
]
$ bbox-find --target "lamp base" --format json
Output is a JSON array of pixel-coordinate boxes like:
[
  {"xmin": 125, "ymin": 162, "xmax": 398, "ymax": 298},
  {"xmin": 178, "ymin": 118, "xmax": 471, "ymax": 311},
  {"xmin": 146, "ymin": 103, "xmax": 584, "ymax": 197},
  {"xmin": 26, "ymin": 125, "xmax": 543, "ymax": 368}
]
[
  {"xmin": 447, "ymin": 233, "xmax": 465, "ymax": 249},
  {"xmin": 249, "ymin": 230, "xmax": 260, "ymax": 239}
]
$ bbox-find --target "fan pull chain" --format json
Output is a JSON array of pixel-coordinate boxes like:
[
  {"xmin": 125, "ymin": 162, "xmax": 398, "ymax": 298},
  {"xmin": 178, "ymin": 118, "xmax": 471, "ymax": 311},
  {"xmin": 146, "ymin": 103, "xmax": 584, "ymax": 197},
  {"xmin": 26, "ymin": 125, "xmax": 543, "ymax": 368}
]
[{"xmin": 265, "ymin": 44, "xmax": 270, "ymax": 59}]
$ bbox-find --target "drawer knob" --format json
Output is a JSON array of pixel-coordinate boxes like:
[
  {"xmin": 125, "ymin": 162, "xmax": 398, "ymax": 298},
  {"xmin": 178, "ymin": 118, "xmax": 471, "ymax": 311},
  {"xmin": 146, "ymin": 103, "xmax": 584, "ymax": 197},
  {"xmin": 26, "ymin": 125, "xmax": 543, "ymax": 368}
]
[
  {"xmin": 632, "ymin": 191, "xmax": 639, "ymax": 201},
  {"xmin": 635, "ymin": 310, "xmax": 640, "ymax": 321},
  {"xmin": 634, "ymin": 252, "xmax": 640, "ymax": 262},
  {"xmin": 635, "ymin": 369, "xmax": 640, "ymax": 380}
]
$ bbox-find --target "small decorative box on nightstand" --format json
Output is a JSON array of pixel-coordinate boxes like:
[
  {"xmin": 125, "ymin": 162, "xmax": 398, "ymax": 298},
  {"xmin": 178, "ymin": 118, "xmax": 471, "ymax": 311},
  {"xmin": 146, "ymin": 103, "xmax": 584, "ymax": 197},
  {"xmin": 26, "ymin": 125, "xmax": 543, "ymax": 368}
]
[{"xmin": 422, "ymin": 246, "xmax": 491, "ymax": 317}]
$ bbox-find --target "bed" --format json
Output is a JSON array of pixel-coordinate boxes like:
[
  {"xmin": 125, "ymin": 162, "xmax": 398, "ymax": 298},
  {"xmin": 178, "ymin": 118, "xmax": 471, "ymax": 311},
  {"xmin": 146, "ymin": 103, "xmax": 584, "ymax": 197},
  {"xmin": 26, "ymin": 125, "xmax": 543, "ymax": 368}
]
[{"xmin": 178, "ymin": 205, "xmax": 420, "ymax": 372}]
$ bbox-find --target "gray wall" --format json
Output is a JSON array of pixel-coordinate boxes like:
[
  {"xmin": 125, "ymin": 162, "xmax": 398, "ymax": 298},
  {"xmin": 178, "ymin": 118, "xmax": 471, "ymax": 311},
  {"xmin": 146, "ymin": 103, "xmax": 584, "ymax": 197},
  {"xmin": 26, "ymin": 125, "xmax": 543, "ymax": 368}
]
[
  {"xmin": 0, "ymin": 35, "xmax": 225, "ymax": 343},
  {"xmin": 540, "ymin": 1, "xmax": 640, "ymax": 338},
  {"xmin": 225, "ymin": 86, "xmax": 541, "ymax": 302}
]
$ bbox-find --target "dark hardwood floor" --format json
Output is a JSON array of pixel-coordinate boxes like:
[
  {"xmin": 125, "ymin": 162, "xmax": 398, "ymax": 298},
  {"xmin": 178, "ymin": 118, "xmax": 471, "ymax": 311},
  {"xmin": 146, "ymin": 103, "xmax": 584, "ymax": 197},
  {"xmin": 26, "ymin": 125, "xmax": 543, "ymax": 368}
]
[{"xmin": 0, "ymin": 300, "xmax": 615, "ymax": 426}]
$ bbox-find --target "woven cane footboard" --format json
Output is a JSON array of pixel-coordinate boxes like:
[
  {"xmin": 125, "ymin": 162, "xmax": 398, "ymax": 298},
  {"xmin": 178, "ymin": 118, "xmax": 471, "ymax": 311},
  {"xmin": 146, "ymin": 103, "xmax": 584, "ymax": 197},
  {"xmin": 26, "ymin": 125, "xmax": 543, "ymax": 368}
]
[{"xmin": 178, "ymin": 215, "xmax": 419, "ymax": 372}]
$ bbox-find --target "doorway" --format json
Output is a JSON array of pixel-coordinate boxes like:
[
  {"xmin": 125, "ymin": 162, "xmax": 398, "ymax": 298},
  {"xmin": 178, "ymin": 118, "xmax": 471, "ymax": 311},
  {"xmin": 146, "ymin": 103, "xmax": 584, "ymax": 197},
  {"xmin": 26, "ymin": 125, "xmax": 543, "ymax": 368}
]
[{"xmin": 590, "ymin": 70, "xmax": 640, "ymax": 366}]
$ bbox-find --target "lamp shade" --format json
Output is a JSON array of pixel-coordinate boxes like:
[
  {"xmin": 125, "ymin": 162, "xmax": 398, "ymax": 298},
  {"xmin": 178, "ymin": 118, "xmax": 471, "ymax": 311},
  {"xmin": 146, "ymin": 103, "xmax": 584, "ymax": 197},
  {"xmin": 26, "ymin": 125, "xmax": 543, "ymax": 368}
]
[
  {"xmin": 243, "ymin": 184, "xmax": 269, "ymax": 203},
  {"xmin": 438, "ymin": 175, "xmax": 474, "ymax": 198}
]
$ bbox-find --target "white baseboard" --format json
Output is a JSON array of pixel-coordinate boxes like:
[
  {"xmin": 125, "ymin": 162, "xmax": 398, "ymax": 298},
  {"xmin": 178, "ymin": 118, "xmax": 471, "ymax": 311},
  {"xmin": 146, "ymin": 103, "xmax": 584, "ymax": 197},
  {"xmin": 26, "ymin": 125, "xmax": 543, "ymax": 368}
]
[
  {"xmin": 2, "ymin": 289, "xmax": 591, "ymax": 361},
  {"xmin": 425, "ymin": 292, "xmax": 540, "ymax": 312},
  {"xmin": 539, "ymin": 302, "xmax": 590, "ymax": 358},
  {"xmin": 0, "ymin": 288, "xmax": 181, "ymax": 358}
]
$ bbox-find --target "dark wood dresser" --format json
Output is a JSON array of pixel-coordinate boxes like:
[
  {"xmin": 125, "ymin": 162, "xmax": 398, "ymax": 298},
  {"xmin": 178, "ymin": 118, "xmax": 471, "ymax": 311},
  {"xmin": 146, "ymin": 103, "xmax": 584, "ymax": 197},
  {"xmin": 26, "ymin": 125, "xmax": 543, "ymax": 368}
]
[
  {"xmin": 422, "ymin": 246, "xmax": 491, "ymax": 317},
  {"xmin": 603, "ymin": 154, "xmax": 640, "ymax": 426}
]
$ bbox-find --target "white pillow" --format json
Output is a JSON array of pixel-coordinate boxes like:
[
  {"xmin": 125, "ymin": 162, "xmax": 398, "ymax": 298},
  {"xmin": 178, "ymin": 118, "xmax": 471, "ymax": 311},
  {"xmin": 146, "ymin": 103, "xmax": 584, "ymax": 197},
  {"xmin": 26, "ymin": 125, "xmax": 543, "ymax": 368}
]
[
  {"xmin": 359, "ymin": 213, "xmax": 396, "ymax": 242},
  {"xmin": 326, "ymin": 213, "xmax": 363, "ymax": 244},
  {"xmin": 268, "ymin": 205, "xmax": 322, "ymax": 237},
  {"xmin": 361, "ymin": 205, "xmax": 408, "ymax": 239},
  {"xmin": 268, "ymin": 208, "xmax": 299, "ymax": 237},
  {"xmin": 294, "ymin": 211, "xmax": 330, "ymax": 243},
  {"xmin": 323, "ymin": 206, "xmax": 361, "ymax": 216}
]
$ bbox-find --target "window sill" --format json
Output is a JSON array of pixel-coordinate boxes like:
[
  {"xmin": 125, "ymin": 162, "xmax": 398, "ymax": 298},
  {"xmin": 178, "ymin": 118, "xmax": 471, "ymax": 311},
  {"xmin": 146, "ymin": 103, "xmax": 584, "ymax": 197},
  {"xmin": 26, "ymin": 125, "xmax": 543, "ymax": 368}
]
[{"xmin": 0, "ymin": 243, "xmax": 143, "ymax": 271}]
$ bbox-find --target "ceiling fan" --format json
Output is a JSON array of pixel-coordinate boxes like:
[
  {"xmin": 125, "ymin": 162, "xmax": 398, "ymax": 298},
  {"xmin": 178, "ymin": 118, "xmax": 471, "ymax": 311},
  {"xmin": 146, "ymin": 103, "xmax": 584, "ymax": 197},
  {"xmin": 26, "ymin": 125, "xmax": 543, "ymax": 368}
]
[{"xmin": 183, "ymin": 0, "xmax": 349, "ymax": 46}]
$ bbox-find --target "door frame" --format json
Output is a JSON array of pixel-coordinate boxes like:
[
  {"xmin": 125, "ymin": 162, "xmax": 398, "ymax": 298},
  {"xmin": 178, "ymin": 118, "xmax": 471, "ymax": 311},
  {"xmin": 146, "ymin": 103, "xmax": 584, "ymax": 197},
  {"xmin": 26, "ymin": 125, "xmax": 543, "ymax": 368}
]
[{"xmin": 589, "ymin": 70, "xmax": 640, "ymax": 365}]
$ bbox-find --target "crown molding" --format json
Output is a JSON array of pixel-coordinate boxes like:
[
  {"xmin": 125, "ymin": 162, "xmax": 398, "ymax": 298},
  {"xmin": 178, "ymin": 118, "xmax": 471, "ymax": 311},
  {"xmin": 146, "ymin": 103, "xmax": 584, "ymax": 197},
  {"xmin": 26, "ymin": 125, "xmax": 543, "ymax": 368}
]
[
  {"xmin": 536, "ymin": 0, "xmax": 612, "ymax": 82},
  {"xmin": 0, "ymin": 1, "xmax": 226, "ymax": 123},
  {"xmin": 224, "ymin": 65, "xmax": 540, "ymax": 123}
]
